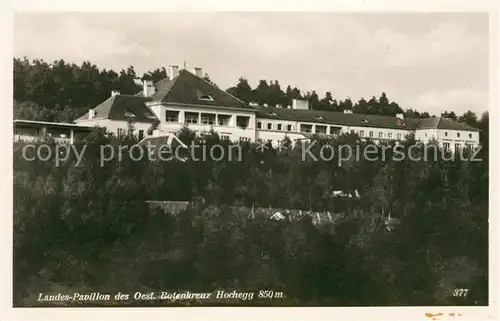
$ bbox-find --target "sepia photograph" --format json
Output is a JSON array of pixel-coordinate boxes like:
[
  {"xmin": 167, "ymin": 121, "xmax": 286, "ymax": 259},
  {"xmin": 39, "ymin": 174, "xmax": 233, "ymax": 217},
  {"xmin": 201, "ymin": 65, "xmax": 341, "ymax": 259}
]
[{"xmin": 5, "ymin": 6, "xmax": 498, "ymax": 319}]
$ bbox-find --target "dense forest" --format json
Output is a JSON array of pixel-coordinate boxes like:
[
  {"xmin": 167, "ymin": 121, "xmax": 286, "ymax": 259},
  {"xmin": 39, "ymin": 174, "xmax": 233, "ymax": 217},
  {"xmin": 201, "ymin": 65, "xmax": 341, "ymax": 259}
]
[
  {"xmin": 14, "ymin": 128, "xmax": 488, "ymax": 306},
  {"xmin": 13, "ymin": 57, "xmax": 486, "ymax": 126},
  {"xmin": 13, "ymin": 57, "xmax": 489, "ymax": 307}
]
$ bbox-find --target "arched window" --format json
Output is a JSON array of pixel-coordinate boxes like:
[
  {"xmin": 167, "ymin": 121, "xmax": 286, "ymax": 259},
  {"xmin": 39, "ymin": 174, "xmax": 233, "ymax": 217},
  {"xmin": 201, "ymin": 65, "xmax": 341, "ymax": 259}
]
[{"xmin": 199, "ymin": 94, "xmax": 214, "ymax": 101}]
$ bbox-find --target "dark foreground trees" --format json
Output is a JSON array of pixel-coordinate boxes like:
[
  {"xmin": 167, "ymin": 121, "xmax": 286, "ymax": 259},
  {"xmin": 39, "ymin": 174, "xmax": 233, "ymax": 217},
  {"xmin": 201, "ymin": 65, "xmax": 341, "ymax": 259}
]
[{"xmin": 13, "ymin": 129, "xmax": 488, "ymax": 306}]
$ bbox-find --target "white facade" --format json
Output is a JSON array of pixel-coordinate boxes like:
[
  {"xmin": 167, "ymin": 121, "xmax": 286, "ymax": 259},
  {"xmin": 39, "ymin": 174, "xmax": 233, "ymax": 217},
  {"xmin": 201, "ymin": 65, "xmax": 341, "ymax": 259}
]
[
  {"xmin": 346, "ymin": 125, "xmax": 413, "ymax": 143},
  {"xmin": 413, "ymin": 128, "xmax": 438, "ymax": 143},
  {"xmin": 75, "ymin": 118, "xmax": 153, "ymax": 140},
  {"xmin": 148, "ymin": 102, "xmax": 257, "ymax": 142},
  {"xmin": 435, "ymin": 129, "xmax": 480, "ymax": 150},
  {"xmin": 75, "ymin": 112, "xmax": 480, "ymax": 150}
]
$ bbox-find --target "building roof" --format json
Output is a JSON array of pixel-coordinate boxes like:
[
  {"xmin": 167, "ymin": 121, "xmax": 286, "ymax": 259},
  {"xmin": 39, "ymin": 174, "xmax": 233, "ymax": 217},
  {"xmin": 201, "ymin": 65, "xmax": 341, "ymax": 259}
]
[
  {"xmin": 256, "ymin": 106, "xmax": 420, "ymax": 130},
  {"xmin": 138, "ymin": 134, "xmax": 188, "ymax": 149},
  {"xmin": 75, "ymin": 94, "xmax": 158, "ymax": 123},
  {"xmin": 436, "ymin": 117, "xmax": 480, "ymax": 132},
  {"xmin": 135, "ymin": 69, "xmax": 248, "ymax": 109},
  {"xmin": 14, "ymin": 119, "xmax": 94, "ymax": 131},
  {"xmin": 414, "ymin": 117, "xmax": 479, "ymax": 132},
  {"xmin": 413, "ymin": 117, "xmax": 440, "ymax": 129}
]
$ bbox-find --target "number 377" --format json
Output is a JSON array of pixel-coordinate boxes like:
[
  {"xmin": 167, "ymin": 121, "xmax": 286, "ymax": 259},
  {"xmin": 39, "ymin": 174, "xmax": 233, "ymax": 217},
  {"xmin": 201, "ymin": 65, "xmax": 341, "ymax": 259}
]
[{"xmin": 453, "ymin": 289, "xmax": 468, "ymax": 297}]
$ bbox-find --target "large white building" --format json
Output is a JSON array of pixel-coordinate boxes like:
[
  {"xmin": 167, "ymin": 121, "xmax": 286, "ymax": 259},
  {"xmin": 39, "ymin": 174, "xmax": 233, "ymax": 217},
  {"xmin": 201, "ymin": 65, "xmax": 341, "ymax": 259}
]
[{"xmin": 16, "ymin": 65, "xmax": 480, "ymax": 151}]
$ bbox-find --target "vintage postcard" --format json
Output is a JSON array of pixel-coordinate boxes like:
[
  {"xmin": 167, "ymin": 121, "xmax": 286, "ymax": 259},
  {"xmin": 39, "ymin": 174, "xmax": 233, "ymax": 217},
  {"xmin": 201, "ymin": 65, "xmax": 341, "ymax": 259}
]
[{"xmin": 1, "ymin": 1, "xmax": 499, "ymax": 320}]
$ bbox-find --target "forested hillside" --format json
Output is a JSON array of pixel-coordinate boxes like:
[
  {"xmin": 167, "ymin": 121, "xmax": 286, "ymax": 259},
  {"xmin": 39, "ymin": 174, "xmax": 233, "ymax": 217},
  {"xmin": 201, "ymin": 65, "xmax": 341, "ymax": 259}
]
[
  {"xmin": 13, "ymin": 57, "xmax": 486, "ymax": 127},
  {"xmin": 14, "ymin": 129, "xmax": 489, "ymax": 306}
]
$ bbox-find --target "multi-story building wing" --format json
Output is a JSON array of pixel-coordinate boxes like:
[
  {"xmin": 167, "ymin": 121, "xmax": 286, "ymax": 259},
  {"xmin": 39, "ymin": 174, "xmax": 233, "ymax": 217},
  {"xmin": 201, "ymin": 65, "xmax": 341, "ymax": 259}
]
[{"xmin": 15, "ymin": 65, "xmax": 481, "ymax": 149}]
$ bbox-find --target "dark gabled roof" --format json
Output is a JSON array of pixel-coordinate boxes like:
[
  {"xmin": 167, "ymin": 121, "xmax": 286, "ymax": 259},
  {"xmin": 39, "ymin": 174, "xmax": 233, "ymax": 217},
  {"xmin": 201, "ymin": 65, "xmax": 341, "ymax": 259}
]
[
  {"xmin": 414, "ymin": 117, "xmax": 440, "ymax": 129},
  {"xmin": 135, "ymin": 69, "xmax": 248, "ymax": 109},
  {"xmin": 436, "ymin": 117, "xmax": 480, "ymax": 132},
  {"xmin": 256, "ymin": 107, "xmax": 419, "ymax": 130},
  {"xmin": 138, "ymin": 134, "xmax": 188, "ymax": 149},
  {"xmin": 414, "ymin": 117, "xmax": 479, "ymax": 132},
  {"xmin": 76, "ymin": 94, "xmax": 158, "ymax": 123}
]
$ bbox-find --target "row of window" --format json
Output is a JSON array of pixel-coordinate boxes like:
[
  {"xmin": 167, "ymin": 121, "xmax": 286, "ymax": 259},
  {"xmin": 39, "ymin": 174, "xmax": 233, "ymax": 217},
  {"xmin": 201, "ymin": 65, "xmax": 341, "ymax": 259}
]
[
  {"xmin": 257, "ymin": 122, "xmax": 294, "ymax": 132},
  {"xmin": 117, "ymin": 128, "xmax": 145, "ymax": 140},
  {"xmin": 167, "ymin": 111, "xmax": 246, "ymax": 127},
  {"xmin": 350, "ymin": 129, "xmax": 405, "ymax": 140},
  {"xmin": 444, "ymin": 132, "xmax": 473, "ymax": 139},
  {"xmin": 164, "ymin": 113, "xmax": 475, "ymax": 141},
  {"xmin": 443, "ymin": 142, "xmax": 474, "ymax": 151},
  {"xmin": 258, "ymin": 122, "xmax": 409, "ymax": 140}
]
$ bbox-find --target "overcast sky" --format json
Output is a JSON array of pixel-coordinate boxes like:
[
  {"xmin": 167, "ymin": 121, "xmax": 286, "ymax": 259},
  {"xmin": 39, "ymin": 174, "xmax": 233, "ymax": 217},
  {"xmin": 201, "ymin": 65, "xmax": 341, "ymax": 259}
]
[{"xmin": 14, "ymin": 12, "xmax": 489, "ymax": 115}]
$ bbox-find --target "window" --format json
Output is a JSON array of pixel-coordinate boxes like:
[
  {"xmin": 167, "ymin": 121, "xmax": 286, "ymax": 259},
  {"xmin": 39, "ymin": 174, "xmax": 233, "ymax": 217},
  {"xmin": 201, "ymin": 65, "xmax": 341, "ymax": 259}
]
[
  {"xmin": 457, "ymin": 133, "xmax": 460, "ymax": 138},
  {"xmin": 443, "ymin": 142, "xmax": 450, "ymax": 151},
  {"xmin": 218, "ymin": 115, "xmax": 231, "ymax": 126},
  {"xmin": 165, "ymin": 110, "xmax": 179, "ymax": 122},
  {"xmin": 199, "ymin": 94, "xmax": 214, "ymax": 101},
  {"xmin": 359, "ymin": 130, "xmax": 364, "ymax": 137},
  {"xmin": 220, "ymin": 135, "xmax": 230, "ymax": 140},
  {"xmin": 350, "ymin": 129, "xmax": 355, "ymax": 134},
  {"xmin": 445, "ymin": 132, "xmax": 448, "ymax": 137},
  {"xmin": 236, "ymin": 116, "xmax": 250, "ymax": 129},
  {"xmin": 388, "ymin": 133, "xmax": 393, "ymax": 139},
  {"xmin": 397, "ymin": 133, "xmax": 402, "ymax": 140},
  {"xmin": 378, "ymin": 132, "xmax": 383, "ymax": 138},
  {"xmin": 425, "ymin": 133, "xmax": 427, "ymax": 137},
  {"xmin": 185, "ymin": 112, "xmax": 199, "ymax": 124},
  {"xmin": 267, "ymin": 123, "xmax": 272, "ymax": 130},
  {"xmin": 277, "ymin": 124, "xmax": 282, "ymax": 131},
  {"xmin": 239, "ymin": 137, "xmax": 250, "ymax": 142},
  {"xmin": 287, "ymin": 124, "xmax": 292, "ymax": 131},
  {"xmin": 369, "ymin": 131, "xmax": 374, "ymax": 138},
  {"xmin": 469, "ymin": 133, "xmax": 472, "ymax": 139},
  {"xmin": 301, "ymin": 124, "xmax": 313, "ymax": 133},
  {"xmin": 316, "ymin": 125, "xmax": 327, "ymax": 134},
  {"xmin": 117, "ymin": 128, "xmax": 124, "ymax": 137},
  {"xmin": 257, "ymin": 122, "xmax": 262, "ymax": 129},
  {"xmin": 455, "ymin": 143, "xmax": 461, "ymax": 151},
  {"xmin": 201, "ymin": 114, "xmax": 216, "ymax": 125},
  {"xmin": 124, "ymin": 110, "xmax": 136, "ymax": 118},
  {"xmin": 138, "ymin": 130, "xmax": 144, "ymax": 140}
]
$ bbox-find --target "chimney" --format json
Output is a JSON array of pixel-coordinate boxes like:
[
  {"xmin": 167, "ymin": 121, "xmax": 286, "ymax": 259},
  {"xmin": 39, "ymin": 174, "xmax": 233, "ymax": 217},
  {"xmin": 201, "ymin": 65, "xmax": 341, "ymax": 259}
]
[
  {"xmin": 143, "ymin": 80, "xmax": 155, "ymax": 97},
  {"xmin": 396, "ymin": 113, "xmax": 404, "ymax": 119},
  {"xmin": 111, "ymin": 90, "xmax": 120, "ymax": 97},
  {"xmin": 343, "ymin": 109, "xmax": 353, "ymax": 114},
  {"xmin": 88, "ymin": 109, "xmax": 95, "ymax": 120},
  {"xmin": 169, "ymin": 65, "xmax": 179, "ymax": 80},
  {"xmin": 292, "ymin": 99, "xmax": 309, "ymax": 110},
  {"xmin": 194, "ymin": 67, "xmax": 203, "ymax": 78}
]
